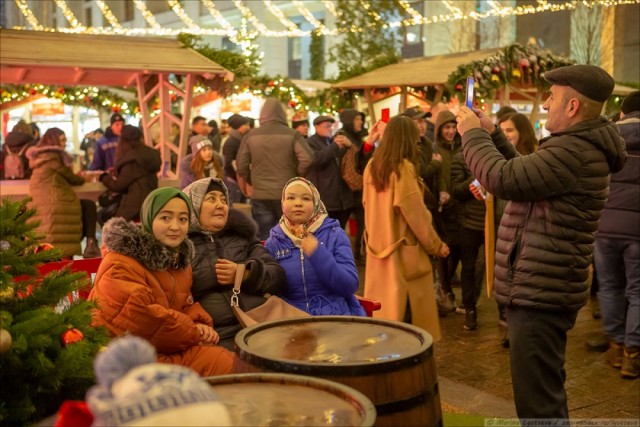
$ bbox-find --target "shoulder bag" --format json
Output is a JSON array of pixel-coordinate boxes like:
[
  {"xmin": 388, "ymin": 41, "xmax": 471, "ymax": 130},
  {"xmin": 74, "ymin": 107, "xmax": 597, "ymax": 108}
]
[{"xmin": 230, "ymin": 263, "xmax": 310, "ymax": 328}]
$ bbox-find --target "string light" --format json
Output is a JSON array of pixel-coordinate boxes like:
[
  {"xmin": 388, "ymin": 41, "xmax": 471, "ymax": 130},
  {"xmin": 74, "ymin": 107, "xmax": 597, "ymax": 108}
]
[
  {"xmin": 96, "ymin": 0, "xmax": 122, "ymax": 30},
  {"xmin": 11, "ymin": 0, "xmax": 638, "ymax": 38},
  {"xmin": 167, "ymin": 0, "xmax": 199, "ymax": 31},
  {"xmin": 53, "ymin": 0, "xmax": 85, "ymax": 30},
  {"xmin": 133, "ymin": 0, "xmax": 161, "ymax": 30},
  {"xmin": 263, "ymin": 0, "xmax": 300, "ymax": 33},
  {"xmin": 322, "ymin": 0, "xmax": 338, "ymax": 18},
  {"xmin": 398, "ymin": 0, "xmax": 425, "ymax": 25},
  {"xmin": 202, "ymin": 0, "xmax": 236, "ymax": 36},
  {"xmin": 292, "ymin": 1, "xmax": 331, "ymax": 35},
  {"xmin": 14, "ymin": 0, "xmax": 43, "ymax": 30}
]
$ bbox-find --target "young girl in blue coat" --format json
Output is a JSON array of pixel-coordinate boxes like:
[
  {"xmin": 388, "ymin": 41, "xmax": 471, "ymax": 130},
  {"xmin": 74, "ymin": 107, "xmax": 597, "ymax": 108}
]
[{"xmin": 265, "ymin": 177, "xmax": 365, "ymax": 316}]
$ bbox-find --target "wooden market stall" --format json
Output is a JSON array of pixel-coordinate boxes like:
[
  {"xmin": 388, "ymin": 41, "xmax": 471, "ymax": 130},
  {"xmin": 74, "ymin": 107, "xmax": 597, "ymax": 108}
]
[
  {"xmin": 332, "ymin": 49, "xmax": 495, "ymax": 122},
  {"xmin": 0, "ymin": 29, "xmax": 233, "ymax": 188}
]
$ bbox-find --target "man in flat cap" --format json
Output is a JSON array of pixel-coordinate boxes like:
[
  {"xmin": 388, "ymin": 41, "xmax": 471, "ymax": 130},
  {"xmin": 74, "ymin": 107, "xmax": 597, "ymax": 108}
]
[
  {"xmin": 304, "ymin": 115, "xmax": 354, "ymax": 228},
  {"xmin": 456, "ymin": 64, "xmax": 627, "ymax": 420}
]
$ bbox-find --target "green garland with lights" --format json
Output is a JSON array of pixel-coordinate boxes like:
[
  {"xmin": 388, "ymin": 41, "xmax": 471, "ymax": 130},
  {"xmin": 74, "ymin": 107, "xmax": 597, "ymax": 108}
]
[
  {"xmin": 447, "ymin": 43, "xmax": 575, "ymax": 104},
  {"xmin": 1, "ymin": 84, "xmax": 138, "ymax": 115}
]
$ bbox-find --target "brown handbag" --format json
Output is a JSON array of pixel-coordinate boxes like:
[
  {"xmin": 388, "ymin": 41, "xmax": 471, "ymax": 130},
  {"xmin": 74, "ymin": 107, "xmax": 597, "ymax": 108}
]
[{"xmin": 230, "ymin": 264, "xmax": 310, "ymax": 328}]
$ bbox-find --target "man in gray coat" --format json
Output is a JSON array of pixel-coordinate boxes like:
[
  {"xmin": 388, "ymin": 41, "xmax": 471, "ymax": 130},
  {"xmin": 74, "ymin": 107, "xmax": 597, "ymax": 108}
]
[
  {"xmin": 236, "ymin": 98, "xmax": 314, "ymax": 239},
  {"xmin": 456, "ymin": 65, "xmax": 627, "ymax": 420}
]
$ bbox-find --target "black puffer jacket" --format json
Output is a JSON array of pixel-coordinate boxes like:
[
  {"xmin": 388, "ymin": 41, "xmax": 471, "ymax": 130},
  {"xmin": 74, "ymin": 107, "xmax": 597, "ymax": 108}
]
[
  {"xmin": 305, "ymin": 133, "xmax": 354, "ymax": 212},
  {"xmin": 100, "ymin": 145, "xmax": 161, "ymax": 221},
  {"xmin": 597, "ymin": 111, "xmax": 640, "ymax": 240},
  {"xmin": 189, "ymin": 209, "xmax": 286, "ymax": 349},
  {"xmin": 462, "ymin": 118, "xmax": 627, "ymax": 312},
  {"xmin": 451, "ymin": 152, "xmax": 485, "ymax": 231}
]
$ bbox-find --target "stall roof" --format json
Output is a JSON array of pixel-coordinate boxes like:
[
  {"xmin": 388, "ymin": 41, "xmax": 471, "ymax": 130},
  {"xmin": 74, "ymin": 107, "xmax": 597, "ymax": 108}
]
[
  {"xmin": 332, "ymin": 49, "xmax": 498, "ymax": 89},
  {"xmin": 0, "ymin": 29, "xmax": 233, "ymax": 87}
]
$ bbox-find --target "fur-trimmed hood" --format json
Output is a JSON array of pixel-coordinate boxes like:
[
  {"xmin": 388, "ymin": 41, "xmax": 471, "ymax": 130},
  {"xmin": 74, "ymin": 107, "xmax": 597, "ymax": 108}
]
[
  {"xmin": 102, "ymin": 217, "xmax": 194, "ymax": 271},
  {"xmin": 27, "ymin": 145, "xmax": 74, "ymax": 168}
]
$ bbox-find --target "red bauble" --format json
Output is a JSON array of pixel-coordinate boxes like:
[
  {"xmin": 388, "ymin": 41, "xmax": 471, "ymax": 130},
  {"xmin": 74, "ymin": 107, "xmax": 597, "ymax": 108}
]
[
  {"xmin": 492, "ymin": 66, "xmax": 500, "ymax": 74},
  {"xmin": 57, "ymin": 87, "xmax": 65, "ymax": 94},
  {"xmin": 171, "ymin": 94, "xmax": 178, "ymax": 102},
  {"xmin": 29, "ymin": 89, "xmax": 38, "ymax": 96},
  {"xmin": 288, "ymin": 100, "xmax": 297, "ymax": 108},
  {"xmin": 455, "ymin": 84, "xmax": 463, "ymax": 91},
  {"xmin": 268, "ymin": 80, "xmax": 275, "ymax": 87},
  {"xmin": 61, "ymin": 328, "xmax": 84, "ymax": 346},
  {"xmin": 112, "ymin": 106, "xmax": 121, "ymax": 113}
]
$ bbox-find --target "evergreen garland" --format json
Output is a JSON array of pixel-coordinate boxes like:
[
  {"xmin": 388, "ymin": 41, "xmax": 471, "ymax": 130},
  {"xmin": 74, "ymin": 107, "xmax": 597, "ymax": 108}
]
[
  {"xmin": 0, "ymin": 198, "xmax": 109, "ymax": 425},
  {"xmin": 447, "ymin": 43, "xmax": 575, "ymax": 104},
  {"xmin": 309, "ymin": 29, "xmax": 325, "ymax": 81}
]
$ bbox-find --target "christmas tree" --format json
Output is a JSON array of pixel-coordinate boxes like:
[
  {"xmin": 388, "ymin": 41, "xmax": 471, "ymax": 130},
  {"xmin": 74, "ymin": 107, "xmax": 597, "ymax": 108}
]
[{"xmin": 0, "ymin": 197, "xmax": 109, "ymax": 425}]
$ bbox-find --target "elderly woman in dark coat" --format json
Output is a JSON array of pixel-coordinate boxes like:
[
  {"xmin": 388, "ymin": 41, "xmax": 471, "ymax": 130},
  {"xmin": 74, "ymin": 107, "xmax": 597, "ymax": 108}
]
[{"xmin": 183, "ymin": 178, "xmax": 286, "ymax": 350}]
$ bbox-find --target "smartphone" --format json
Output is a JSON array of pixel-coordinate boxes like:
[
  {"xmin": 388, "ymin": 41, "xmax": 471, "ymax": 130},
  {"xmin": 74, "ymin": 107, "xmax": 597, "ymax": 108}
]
[
  {"xmin": 465, "ymin": 76, "xmax": 475, "ymax": 109},
  {"xmin": 380, "ymin": 108, "xmax": 390, "ymax": 123},
  {"xmin": 472, "ymin": 178, "xmax": 486, "ymax": 199}
]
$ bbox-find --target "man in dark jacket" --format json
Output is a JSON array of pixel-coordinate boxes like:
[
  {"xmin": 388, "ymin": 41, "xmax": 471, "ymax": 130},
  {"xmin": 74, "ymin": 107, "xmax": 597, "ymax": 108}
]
[
  {"xmin": 305, "ymin": 115, "xmax": 354, "ymax": 228},
  {"xmin": 595, "ymin": 90, "xmax": 640, "ymax": 379},
  {"xmin": 91, "ymin": 113, "xmax": 124, "ymax": 171},
  {"xmin": 222, "ymin": 114, "xmax": 251, "ymax": 204},
  {"xmin": 457, "ymin": 65, "xmax": 627, "ymax": 419},
  {"xmin": 236, "ymin": 99, "xmax": 314, "ymax": 240}
]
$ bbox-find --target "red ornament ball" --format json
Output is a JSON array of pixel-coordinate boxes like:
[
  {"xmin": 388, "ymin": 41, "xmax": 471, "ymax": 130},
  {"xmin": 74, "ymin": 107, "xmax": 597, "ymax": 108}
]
[
  {"xmin": 57, "ymin": 87, "xmax": 65, "ymax": 94},
  {"xmin": 492, "ymin": 66, "xmax": 500, "ymax": 74},
  {"xmin": 455, "ymin": 84, "xmax": 463, "ymax": 91},
  {"xmin": 61, "ymin": 328, "xmax": 84, "ymax": 346},
  {"xmin": 29, "ymin": 89, "xmax": 38, "ymax": 96},
  {"xmin": 112, "ymin": 106, "xmax": 121, "ymax": 113},
  {"xmin": 268, "ymin": 80, "xmax": 275, "ymax": 87}
]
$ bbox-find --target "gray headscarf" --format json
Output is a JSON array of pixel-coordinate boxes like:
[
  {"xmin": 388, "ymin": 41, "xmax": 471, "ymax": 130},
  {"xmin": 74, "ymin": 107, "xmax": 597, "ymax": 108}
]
[{"xmin": 182, "ymin": 177, "xmax": 230, "ymax": 233}]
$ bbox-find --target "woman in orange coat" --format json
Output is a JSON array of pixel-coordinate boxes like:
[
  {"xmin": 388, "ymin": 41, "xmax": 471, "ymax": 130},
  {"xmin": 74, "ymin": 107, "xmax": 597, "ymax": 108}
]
[
  {"xmin": 363, "ymin": 116, "xmax": 449, "ymax": 341},
  {"xmin": 89, "ymin": 187, "xmax": 234, "ymax": 376}
]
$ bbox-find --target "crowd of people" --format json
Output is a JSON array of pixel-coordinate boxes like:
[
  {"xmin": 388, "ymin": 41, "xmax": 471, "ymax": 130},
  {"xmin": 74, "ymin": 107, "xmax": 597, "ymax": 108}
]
[{"xmin": 0, "ymin": 64, "xmax": 637, "ymax": 422}]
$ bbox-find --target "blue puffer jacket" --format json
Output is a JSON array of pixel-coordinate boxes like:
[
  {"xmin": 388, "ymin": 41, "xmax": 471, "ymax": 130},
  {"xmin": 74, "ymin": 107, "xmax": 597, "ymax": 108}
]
[{"xmin": 265, "ymin": 217, "xmax": 365, "ymax": 316}]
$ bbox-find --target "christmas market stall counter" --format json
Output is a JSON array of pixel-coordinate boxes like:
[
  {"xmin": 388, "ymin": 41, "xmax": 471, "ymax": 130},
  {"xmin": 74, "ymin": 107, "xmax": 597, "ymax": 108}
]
[{"xmin": 0, "ymin": 179, "xmax": 180, "ymax": 201}]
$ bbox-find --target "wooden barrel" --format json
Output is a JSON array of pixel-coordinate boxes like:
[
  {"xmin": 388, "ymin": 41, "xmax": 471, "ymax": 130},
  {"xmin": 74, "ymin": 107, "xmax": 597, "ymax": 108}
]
[
  {"xmin": 205, "ymin": 373, "xmax": 376, "ymax": 426},
  {"xmin": 234, "ymin": 316, "xmax": 441, "ymax": 427}
]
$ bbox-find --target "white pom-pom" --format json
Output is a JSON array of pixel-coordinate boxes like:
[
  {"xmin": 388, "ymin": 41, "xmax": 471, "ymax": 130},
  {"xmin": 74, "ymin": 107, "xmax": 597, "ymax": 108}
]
[{"xmin": 94, "ymin": 336, "xmax": 157, "ymax": 390}]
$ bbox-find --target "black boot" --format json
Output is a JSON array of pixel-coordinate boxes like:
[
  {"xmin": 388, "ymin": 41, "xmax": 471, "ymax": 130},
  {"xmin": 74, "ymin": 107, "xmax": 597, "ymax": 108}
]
[{"xmin": 83, "ymin": 237, "xmax": 101, "ymax": 258}]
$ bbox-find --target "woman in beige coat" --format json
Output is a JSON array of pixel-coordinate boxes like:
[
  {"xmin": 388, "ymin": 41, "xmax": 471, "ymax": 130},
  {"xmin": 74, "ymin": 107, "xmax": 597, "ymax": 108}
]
[{"xmin": 363, "ymin": 116, "xmax": 449, "ymax": 341}]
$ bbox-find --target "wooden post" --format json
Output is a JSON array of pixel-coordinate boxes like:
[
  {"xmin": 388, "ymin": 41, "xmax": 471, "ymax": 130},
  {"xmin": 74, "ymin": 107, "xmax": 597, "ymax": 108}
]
[
  {"xmin": 364, "ymin": 88, "xmax": 376, "ymax": 123},
  {"xmin": 400, "ymin": 86, "xmax": 408, "ymax": 112}
]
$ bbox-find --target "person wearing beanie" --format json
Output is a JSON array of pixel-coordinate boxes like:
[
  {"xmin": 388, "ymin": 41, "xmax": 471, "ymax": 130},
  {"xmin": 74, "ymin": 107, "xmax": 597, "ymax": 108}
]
[
  {"xmin": 457, "ymin": 64, "xmax": 627, "ymax": 419},
  {"xmin": 292, "ymin": 111, "xmax": 310, "ymax": 138},
  {"xmin": 221, "ymin": 114, "xmax": 252, "ymax": 204},
  {"xmin": 594, "ymin": 89, "xmax": 640, "ymax": 379},
  {"xmin": 179, "ymin": 135, "xmax": 224, "ymax": 189},
  {"xmin": 98, "ymin": 125, "xmax": 161, "ymax": 225},
  {"xmin": 89, "ymin": 188, "xmax": 235, "ymax": 377},
  {"xmin": 182, "ymin": 178, "xmax": 286, "ymax": 350},
  {"xmin": 86, "ymin": 336, "xmax": 232, "ymax": 426},
  {"xmin": 236, "ymin": 99, "xmax": 315, "ymax": 239},
  {"xmin": 91, "ymin": 112, "xmax": 124, "ymax": 171}
]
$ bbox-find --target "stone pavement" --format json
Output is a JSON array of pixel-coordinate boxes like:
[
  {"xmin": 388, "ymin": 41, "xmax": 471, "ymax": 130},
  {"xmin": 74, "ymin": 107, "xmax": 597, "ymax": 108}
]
[
  {"xmin": 355, "ymin": 263, "xmax": 639, "ymax": 423},
  {"xmin": 434, "ymin": 288, "xmax": 639, "ymax": 421}
]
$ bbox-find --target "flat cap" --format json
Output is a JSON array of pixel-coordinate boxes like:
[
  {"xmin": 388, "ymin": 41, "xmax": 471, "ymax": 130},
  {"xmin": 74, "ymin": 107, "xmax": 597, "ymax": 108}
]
[
  {"xmin": 291, "ymin": 111, "xmax": 309, "ymax": 127},
  {"xmin": 544, "ymin": 65, "xmax": 614, "ymax": 103},
  {"xmin": 227, "ymin": 114, "xmax": 250, "ymax": 130},
  {"xmin": 402, "ymin": 107, "xmax": 428, "ymax": 119},
  {"xmin": 621, "ymin": 90, "xmax": 640, "ymax": 115},
  {"xmin": 313, "ymin": 115, "xmax": 336, "ymax": 126}
]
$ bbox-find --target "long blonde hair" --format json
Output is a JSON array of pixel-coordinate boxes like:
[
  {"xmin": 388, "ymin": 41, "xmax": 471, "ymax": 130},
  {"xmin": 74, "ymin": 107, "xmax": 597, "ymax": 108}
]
[{"xmin": 368, "ymin": 116, "xmax": 420, "ymax": 192}]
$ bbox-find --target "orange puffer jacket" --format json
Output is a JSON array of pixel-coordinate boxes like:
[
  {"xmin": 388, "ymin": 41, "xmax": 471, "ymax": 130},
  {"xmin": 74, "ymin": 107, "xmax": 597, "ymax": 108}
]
[{"xmin": 89, "ymin": 218, "xmax": 233, "ymax": 376}]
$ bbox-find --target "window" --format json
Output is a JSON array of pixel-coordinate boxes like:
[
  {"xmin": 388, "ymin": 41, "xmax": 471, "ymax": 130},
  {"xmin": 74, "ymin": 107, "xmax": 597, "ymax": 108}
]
[{"xmin": 402, "ymin": 2, "xmax": 424, "ymax": 58}]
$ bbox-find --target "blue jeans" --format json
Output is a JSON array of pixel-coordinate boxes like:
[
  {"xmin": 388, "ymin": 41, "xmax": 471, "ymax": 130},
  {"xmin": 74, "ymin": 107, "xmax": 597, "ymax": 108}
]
[
  {"xmin": 252, "ymin": 199, "xmax": 282, "ymax": 241},
  {"xmin": 594, "ymin": 237, "xmax": 640, "ymax": 349}
]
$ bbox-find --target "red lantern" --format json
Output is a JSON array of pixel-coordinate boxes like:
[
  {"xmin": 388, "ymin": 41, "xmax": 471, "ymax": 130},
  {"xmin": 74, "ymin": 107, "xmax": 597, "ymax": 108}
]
[{"xmin": 61, "ymin": 328, "xmax": 84, "ymax": 346}]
